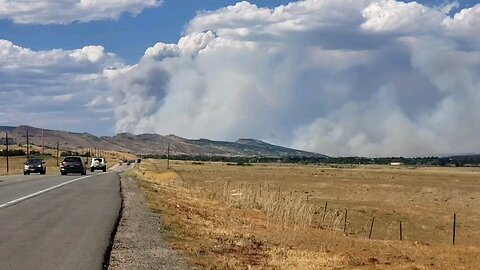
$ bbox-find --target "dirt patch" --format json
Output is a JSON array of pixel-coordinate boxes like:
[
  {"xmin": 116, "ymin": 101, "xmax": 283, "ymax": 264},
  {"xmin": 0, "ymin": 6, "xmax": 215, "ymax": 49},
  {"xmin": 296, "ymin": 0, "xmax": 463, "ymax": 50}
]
[{"xmin": 108, "ymin": 174, "xmax": 192, "ymax": 270}]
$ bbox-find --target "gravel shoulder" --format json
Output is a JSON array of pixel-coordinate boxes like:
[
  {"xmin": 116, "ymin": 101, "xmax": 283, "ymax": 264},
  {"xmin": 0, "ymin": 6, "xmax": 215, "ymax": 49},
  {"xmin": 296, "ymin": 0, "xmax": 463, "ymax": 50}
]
[{"xmin": 108, "ymin": 175, "xmax": 192, "ymax": 270}]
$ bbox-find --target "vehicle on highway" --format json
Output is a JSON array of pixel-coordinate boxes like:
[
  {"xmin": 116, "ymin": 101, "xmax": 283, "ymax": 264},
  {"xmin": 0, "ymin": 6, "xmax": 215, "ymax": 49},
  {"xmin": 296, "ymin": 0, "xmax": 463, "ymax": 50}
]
[
  {"xmin": 60, "ymin": 156, "xmax": 87, "ymax": 175},
  {"xmin": 24, "ymin": 157, "xmax": 46, "ymax": 175},
  {"xmin": 90, "ymin": 157, "xmax": 107, "ymax": 172}
]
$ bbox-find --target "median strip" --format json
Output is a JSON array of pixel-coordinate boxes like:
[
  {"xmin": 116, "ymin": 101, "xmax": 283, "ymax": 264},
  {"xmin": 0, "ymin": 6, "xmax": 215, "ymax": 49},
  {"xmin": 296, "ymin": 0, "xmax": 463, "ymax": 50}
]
[{"xmin": 0, "ymin": 173, "xmax": 107, "ymax": 210}]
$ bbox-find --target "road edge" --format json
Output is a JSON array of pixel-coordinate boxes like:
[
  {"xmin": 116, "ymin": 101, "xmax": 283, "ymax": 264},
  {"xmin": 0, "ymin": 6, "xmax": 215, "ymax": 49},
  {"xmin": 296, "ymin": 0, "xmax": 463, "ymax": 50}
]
[
  {"xmin": 108, "ymin": 173, "xmax": 192, "ymax": 269},
  {"xmin": 102, "ymin": 172, "xmax": 124, "ymax": 269}
]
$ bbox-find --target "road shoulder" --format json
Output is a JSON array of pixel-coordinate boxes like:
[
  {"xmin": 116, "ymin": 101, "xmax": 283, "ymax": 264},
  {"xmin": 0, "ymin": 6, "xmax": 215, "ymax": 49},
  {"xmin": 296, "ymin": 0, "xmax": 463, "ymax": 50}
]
[{"xmin": 109, "ymin": 175, "xmax": 192, "ymax": 270}]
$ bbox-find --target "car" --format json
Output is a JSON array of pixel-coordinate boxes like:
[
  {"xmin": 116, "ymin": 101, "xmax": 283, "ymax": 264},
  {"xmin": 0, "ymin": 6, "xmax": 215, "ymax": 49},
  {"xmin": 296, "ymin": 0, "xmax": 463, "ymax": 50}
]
[
  {"xmin": 60, "ymin": 156, "xmax": 87, "ymax": 175},
  {"xmin": 24, "ymin": 157, "xmax": 46, "ymax": 175},
  {"xmin": 90, "ymin": 157, "xmax": 107, "ymax": 172}
]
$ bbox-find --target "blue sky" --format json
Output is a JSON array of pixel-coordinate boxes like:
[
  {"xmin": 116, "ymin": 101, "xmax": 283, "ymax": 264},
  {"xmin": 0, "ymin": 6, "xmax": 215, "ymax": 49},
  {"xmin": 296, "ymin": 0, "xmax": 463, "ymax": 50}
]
[
  {"xmin": 1, "ymin": 0, "xmax": 480, "ymax": 156},
  {"xmin": 0, "ymin": 0, "xmax": 477, "ymax": 64},
  {"xmin": 0, "ymin": 0, "xmax": 294, "ymax": 63}
]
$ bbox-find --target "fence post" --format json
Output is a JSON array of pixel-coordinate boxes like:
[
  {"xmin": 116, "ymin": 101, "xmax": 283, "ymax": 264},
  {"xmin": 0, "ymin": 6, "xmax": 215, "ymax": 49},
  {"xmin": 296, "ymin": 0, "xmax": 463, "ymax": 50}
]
[
  {"xmin": 322, "ymin": 202, "xmax": 328, "ymax": 222},
  {"xmin": 369, "ymin": 217, "xmax": 375, "ymax": 239},
  {"xmin": 399, "ymin": 220, "xmax": 403, "ymax": 241},
  {"xmin": 453, "ymin": 213, "xmax": 456, "ymax": 245},
  {"xmin": 344, "ymin": 209, "xmax": 348, "ymax": 235}
]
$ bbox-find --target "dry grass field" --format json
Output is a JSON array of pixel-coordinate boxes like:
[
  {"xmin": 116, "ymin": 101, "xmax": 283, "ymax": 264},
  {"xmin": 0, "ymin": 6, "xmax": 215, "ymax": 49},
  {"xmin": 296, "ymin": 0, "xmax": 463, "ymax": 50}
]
[
  {"xmin": 0, "ymin": 145, "xmax": 135, "ymax": 176},
  {"xmin": 132, "ymin": 160, "xmax": 480, "ymax": 269},
  {"xmin": 0, "ymin": 155, "xmax": 60, "ymax": 175}
]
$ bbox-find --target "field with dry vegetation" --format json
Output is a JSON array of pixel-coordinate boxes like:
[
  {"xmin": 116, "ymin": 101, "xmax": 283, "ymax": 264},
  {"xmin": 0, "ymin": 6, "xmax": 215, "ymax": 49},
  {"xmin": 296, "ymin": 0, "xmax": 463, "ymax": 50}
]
[
  {"xmin": 0, "ymin": 145, "xmax": 135, "ymax": 176},
  {"xmin": 131, "ymin": 160, "xmax": 480, "ymax": 269}
]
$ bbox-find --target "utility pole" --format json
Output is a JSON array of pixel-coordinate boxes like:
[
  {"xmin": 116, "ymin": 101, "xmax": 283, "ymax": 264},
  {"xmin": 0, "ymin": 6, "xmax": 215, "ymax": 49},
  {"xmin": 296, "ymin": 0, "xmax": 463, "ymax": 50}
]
[
  {"xmin": 42, "ymin": 129, "xmax": 45, "ymax": 156},
  {"xmin": 167, "ymin": 143, "xmax": 170, "ymax": 169},
  {"xmin": 5, "ymin": 131, "xmax": 9, "ymax": 173},
  {"xmin": 56, "ymin": 141, "xmax": 59, "ymax": 167},
  {"xmin": 26, "ymin": 128, "xmax": 29, "ymax": 158}
]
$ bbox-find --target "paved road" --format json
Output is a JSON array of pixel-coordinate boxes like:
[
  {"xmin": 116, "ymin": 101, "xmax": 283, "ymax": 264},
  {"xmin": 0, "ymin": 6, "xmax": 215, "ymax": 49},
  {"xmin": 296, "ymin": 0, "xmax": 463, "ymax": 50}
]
[{"xmin": 0, "ymin": 171, "xmax": 122, "ymax": 270}]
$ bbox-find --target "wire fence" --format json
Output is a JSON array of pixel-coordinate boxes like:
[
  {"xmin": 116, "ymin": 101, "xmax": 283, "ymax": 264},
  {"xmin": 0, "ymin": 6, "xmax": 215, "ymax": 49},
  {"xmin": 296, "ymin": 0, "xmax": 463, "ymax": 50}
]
[{"xmin": 174, "ymin": 178, "xmax": 478, "ymax": 247}]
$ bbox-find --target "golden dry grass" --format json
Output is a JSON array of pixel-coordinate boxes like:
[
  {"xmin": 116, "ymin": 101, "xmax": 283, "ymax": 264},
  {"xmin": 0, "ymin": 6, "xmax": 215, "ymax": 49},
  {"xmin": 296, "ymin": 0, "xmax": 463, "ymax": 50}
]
[
  {"xmin": 0, "ymin": 156, "xmax": 59, "ymax": 175},
  {"xmin": 0, "ymin": 144, "xmax": 135, "ymax": 175},
  {"xmin": 133, "ymin": 160, "xmax": 480, "ymax": 269}
]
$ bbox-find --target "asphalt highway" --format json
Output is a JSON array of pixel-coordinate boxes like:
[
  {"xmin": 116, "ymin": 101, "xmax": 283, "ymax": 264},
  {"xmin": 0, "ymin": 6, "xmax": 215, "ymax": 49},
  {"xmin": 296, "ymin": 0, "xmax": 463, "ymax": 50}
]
[{"xmin": 0, "ymin": 170, "xmax": 122, "ymax": 269}]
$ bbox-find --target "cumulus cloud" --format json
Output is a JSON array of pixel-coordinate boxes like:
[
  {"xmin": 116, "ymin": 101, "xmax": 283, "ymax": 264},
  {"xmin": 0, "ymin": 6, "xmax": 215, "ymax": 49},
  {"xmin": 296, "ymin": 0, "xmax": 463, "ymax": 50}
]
[
  {"xmin": 0, "ymin": 0, "xmax": 162, "ymax": 24},
  {"xmin": 0, "ymin": 40, "xmax": 123, "ymax": 133},
  {"xmin": 105, "ymin": 0, "xmax": 478, "ymax": 156},
  {"xmin": 361, "ymin": 0, "xmax": 447, "ymax": 33}
]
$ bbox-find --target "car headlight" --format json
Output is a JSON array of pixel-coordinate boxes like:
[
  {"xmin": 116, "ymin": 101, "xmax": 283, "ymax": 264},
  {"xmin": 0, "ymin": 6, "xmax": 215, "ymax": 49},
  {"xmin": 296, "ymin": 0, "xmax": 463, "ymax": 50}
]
[{"xmin": 24, "ymin": 165, "xmax": 29, "ymax": 169}]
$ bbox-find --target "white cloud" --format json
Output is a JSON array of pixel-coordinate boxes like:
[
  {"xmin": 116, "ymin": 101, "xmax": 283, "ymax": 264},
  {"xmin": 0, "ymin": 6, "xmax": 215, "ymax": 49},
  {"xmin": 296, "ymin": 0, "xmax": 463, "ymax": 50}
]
[
  {"xmin": 0, "ymin": 40, "xmax": 124, "ymax": 134},
  {"xmin": 361, "ymin": 0, "xmax": 446, "ymax": 34},
  {"xmin": 1, "ymin": 0, "xmax": 479, "ymax": 156},
  {"xmin": 443, "ymin": 4, "xmax": 480, "ymax": 48},
  {"xmin": 0, "ymin": 0, "xmax": 162, "ymax": 24},
  {"xmin": 186, "ymin": 0, "xmax": 372, "ymax": 44},
  {"xmin": 70, "ymin": 46, "xmax": 108, "ymax": 62},
  {"xmin": 53, "ymin": 93, "xmax": 75, "ymax": 102},
  {"xmin": 108, "ymin": 0, "xmax": 480, "ymax": 157}
]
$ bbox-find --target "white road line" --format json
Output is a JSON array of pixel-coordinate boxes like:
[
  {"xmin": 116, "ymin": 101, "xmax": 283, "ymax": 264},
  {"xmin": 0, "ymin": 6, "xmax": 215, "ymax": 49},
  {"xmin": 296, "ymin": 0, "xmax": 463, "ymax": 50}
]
[{"xmin": 0, "ymin": 173, "xmax": 108, "ymax": 211}]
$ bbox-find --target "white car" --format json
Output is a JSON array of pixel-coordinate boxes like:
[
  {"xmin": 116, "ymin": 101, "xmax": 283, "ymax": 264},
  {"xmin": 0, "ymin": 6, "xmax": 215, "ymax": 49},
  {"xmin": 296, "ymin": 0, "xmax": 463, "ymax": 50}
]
[{"xmin": 90, "ymin": 157, "xmax": 107, "ymax": 172}]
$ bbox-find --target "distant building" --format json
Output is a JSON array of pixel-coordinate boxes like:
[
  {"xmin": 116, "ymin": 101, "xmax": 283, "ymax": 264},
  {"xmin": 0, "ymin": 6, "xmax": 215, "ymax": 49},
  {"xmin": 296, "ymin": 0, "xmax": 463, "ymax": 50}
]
[{"xmin": 0, "ymin": 138, "xmax": 16, "ymax": 145}]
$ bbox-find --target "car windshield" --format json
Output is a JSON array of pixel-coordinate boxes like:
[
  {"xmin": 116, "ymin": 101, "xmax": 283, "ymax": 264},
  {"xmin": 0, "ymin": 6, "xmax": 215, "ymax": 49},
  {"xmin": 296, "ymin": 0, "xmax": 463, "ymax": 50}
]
[
  {"xmin": 94, "ymin": 158, "xmax": 103, "ymax": 162},
  {"xmin": 63, "ymin": 157, "xmax": 81, "ymax": 162},
  {"xmin": 26, "ymin": 159, "xmax": 42, "ymax": 165}
]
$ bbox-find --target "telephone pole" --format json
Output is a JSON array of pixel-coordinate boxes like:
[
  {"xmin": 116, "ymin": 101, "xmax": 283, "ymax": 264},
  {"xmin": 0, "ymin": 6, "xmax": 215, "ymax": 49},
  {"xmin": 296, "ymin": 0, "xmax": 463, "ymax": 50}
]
[
  {"xmin": 56, "ymin": 141, "xmax": 59, "ymax": 167},
  {"xmin": 167, "ymin": 143, "xmax": 170, "ymax": 169},
  {"xmin": 26, "ymin": 129, "xmax": 29, "ymax": 158},
  {"xmin": 5, "ymin": 132, "xmax": 9, "ymax": 173},
  {"xmin": 42, "ymin": 129, "xmax": 45, "ymax": 156}
]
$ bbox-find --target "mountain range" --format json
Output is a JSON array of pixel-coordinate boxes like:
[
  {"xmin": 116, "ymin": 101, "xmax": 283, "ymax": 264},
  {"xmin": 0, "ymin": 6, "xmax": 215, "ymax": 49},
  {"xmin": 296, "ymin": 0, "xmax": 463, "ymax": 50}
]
[{"xmin": 0, "ymin": 126, "xmax": 325, "ymax": 158}]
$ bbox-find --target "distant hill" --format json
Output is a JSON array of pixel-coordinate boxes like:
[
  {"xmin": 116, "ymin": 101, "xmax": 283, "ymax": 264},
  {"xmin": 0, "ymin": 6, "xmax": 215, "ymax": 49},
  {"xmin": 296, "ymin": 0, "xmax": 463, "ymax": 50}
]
[
  {"xmin": 0, "ymin": 125, "xmax": 129, "ymax": 152},
  {"xmin": 0, "ymin": 125, "xmax": 325, "ymax": 158},
  {"xmin": 0, "ymin": 126, "xmax": 16, "ymax": 132}
]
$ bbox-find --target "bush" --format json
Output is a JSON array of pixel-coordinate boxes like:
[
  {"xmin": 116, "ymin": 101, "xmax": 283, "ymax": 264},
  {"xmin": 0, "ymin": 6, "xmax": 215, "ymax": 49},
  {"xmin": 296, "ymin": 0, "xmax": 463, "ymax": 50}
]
[
  {"xmin": 0, "ymin": 149, "xmax": 26, "ymax": 156},
  {"xmin": 192, "ymin": 162, "xmax": 204, "ymax": 165},
  {"xmin": 236, "ymin": 162, "xmax": 252, "ymax": 166},
  {"xmin": 61, "ymin": 151, "xmax": 79, "ymax": 157}
]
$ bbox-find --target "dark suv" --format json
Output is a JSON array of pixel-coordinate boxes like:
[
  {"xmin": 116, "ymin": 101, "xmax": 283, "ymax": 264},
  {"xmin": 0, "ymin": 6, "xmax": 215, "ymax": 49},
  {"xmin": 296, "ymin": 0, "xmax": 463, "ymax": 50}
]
[
  {"xmin": 24, "ymin": 157, "xmax": 46, "ymax": 175},
  {"xmin": 60, "ymin": 156, "xmax": 87, "ymax": 175}
]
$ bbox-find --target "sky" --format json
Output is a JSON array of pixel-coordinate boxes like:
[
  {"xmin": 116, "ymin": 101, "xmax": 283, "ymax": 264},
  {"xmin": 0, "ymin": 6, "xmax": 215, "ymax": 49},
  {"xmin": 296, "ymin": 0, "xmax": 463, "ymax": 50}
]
[{"xmin": 0, "ymin": 0, "xmax": 480, "ymax": 157}]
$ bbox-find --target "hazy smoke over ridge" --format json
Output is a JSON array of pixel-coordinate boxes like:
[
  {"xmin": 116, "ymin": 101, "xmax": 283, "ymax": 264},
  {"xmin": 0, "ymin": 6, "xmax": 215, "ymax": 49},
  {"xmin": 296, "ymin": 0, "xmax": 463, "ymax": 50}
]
[{"xmin": 110, "ymin": 0, "xmax": 480, "ymax": 157}]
